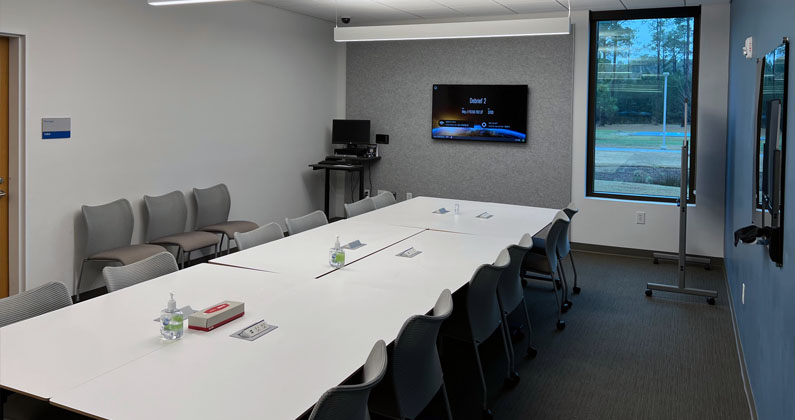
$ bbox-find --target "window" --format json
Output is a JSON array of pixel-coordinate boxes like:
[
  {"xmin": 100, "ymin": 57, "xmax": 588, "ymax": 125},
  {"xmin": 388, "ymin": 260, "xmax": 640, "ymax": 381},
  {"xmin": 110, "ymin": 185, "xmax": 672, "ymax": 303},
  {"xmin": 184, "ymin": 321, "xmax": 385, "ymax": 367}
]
[{"xmin": 587, "ymin": 7, "xmax": 700, "ymax": 203}]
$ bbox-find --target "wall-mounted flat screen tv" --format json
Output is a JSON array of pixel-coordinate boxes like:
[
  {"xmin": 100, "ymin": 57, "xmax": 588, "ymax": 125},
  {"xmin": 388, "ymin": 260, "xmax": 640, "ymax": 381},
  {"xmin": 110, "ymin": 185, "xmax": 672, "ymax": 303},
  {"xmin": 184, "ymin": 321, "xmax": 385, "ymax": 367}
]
[{"xmin": 432, "ymin": 84, "xmax": 528, "ymax": 143}]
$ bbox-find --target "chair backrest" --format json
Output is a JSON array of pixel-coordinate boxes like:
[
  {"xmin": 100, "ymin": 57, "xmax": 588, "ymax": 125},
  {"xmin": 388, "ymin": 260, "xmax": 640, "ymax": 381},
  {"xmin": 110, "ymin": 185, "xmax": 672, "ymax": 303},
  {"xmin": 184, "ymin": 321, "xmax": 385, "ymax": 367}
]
[
  {"xmin": 371, "ymin": 191, "xmax": 397, "ymax": 209},
  {"xmin": 545, "ymin": 211, "xmax": 570, "ymax": 272},
  {"xmin": 233, "ymin": 222, "xmax": 284, "ymax": 251},
  {"xmin": 0, "ymin": 282, "xmax": 72, "ymax": 328},
  {"xmin": 285, "ymin": 210, "xmax": 328, "ymax": 236},
  {"xmin": 498, "ymin": 234, "xmax": 533, "ymax": 315},
  {"xmin": 467, "ymin": 248, "xmax": 511, "ymax": 343},
  {"xmin": 193, "ymin": 184, "xmax": 231, "ymax": 230},
  {"xmin": 102, "ymin": 252, "xmax": 178, "ymax": 293},
  {"xmin": 82, "ymin": 198, "xmax": 135, "ymax": 257},
  {"xmin": 557, "ymin": 204, "xmax": 579, "ymax": 258},
  {"xmin": 144, "ymin": 191, "xmax": 188, "ymax": 242},
  {"xmin": 308, "ymin": 340, "xmax": 387, "ymax": 420},
  {"xmin": 390, "ymin": 289, "xmax": 453, "ymax": 419},
  {"xmin": 344, "ymin": 198, "xmax": 376, "ymax": 218}
]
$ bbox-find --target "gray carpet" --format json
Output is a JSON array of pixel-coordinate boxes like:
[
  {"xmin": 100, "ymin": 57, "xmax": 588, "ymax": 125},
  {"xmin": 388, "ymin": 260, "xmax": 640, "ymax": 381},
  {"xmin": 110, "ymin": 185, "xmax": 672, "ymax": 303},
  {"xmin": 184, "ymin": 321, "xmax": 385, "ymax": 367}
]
[{"xmin": 439, "ymin": 251, "xmax": 751, "ymax": 420}]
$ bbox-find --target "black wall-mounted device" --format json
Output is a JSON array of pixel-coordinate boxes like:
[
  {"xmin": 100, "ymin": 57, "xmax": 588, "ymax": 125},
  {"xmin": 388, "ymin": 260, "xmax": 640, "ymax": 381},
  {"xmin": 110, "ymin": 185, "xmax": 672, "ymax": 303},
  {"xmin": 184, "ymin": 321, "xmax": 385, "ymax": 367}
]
[{"xmin": 376, "ymin": 134, "xmax": 389, "ymax": 144}]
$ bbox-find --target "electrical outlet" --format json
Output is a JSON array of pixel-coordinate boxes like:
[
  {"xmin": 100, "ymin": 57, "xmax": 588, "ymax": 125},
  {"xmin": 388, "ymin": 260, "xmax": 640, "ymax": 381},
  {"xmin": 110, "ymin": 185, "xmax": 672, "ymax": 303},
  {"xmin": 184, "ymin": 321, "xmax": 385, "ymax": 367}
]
[
  {"xmin": 742, "ymin": 283, "xmax": 746, "ymax": 304},
  {"xmin": 364, "ymin": 189, "xmax": 370, "ymax": 197},
  {"xmin": 636, "ymin": 211, "xmax": 646, "ymax": 224},
  {"xmin": 406, "ymin": 192, "xmax": 413, "ymax": 200}
]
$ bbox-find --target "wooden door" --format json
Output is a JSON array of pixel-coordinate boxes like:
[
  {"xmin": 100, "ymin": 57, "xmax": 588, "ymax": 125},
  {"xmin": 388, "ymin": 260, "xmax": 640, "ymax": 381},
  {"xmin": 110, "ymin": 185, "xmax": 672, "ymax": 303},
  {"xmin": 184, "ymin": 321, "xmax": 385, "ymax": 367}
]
[{"xmin": 0, "ymin": 37, "xmax": 9, "ymax": 298}]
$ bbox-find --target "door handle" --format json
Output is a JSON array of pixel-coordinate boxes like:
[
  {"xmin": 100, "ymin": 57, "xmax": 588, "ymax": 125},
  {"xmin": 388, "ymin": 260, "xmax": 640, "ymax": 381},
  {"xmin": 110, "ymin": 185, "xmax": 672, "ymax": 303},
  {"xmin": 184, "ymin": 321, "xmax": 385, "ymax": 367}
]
[{"xmin": 0, "ymin": 190, "xmax": 6, "ymax": 198}]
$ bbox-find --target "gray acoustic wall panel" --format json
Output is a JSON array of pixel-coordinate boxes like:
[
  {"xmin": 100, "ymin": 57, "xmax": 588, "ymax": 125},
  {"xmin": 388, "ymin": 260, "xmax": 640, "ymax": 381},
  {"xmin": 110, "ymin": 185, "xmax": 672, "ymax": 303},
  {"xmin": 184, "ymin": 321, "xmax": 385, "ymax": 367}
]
[{"xmin": 346, "ymin": 35, "xmax": 573, "ymax": 209}]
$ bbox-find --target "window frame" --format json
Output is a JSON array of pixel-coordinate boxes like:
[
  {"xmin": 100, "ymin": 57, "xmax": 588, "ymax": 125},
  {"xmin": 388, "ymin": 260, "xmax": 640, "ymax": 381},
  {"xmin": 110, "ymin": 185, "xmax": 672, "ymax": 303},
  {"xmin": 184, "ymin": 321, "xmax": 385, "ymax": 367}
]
[{"xmin": 586, "ymin": 6, "xmax": 702, "ymax": 204}]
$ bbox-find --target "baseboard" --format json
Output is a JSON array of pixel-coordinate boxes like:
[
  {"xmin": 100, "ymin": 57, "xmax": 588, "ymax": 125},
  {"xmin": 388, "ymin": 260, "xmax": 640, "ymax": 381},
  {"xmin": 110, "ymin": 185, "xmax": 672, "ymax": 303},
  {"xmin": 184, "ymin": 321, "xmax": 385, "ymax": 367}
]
[
  {"xmin": 722, "ymin": 267, "xmax": 759, "ymax": 420},
  {"xmin": 571, "ymin": 242, "xmax": 725, "ymax": 268}
]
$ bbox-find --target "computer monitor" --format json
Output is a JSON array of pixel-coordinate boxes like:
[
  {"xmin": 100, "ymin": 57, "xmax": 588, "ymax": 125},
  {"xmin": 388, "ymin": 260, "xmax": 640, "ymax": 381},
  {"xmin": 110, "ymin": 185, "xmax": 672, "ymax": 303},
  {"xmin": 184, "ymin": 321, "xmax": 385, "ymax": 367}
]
[{"xmin": 332, "ymin": 119, "xmax": 371, "ymax": 144}]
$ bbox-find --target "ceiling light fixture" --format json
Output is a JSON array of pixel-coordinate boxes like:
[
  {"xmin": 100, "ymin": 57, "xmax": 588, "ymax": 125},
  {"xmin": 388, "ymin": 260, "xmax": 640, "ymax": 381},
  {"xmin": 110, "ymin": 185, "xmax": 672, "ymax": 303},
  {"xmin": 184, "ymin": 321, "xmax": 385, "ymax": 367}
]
[
  {"xmin": 333, "ymin": 0, "xmax": 571, "ymax": 42},
  {"xmin": 147, "ymin": 0, "xmax": 240, "ymax": 6}
]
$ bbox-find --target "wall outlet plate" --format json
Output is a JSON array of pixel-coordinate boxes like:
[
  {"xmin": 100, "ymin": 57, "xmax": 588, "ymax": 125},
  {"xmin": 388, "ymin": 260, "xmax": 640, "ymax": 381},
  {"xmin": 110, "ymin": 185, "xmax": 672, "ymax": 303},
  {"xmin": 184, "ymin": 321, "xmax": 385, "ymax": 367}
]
[
  {"xmin": 636, "ymin": 211, "xmax": 646, "ymax": 224},
  {"xmin": 364, "ymin": 189, "xmax": 370, "ymax": 197},
  {"xmin": 406, "ymin": 192, "xmax": 413, "ymax": 200},
  {"xmin": 742, "ymin": 283, "xmax": 746, "ymax": 304}
]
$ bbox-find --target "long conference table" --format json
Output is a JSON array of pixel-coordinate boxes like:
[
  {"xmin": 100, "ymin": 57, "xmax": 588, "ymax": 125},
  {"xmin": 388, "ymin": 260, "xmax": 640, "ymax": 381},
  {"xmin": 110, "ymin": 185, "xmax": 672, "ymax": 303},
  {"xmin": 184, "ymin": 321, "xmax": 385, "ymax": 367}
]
[{"xmin": 0, "ymin": 196, "xmax": 558, "ymax": 420}]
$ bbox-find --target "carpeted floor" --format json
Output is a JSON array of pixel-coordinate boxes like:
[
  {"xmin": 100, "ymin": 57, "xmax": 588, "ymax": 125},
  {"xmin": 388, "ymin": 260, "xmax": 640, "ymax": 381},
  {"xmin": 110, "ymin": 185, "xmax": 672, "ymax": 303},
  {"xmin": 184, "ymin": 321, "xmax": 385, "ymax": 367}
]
[{"xmin": 434, "ymin": 251, "xmax": 751, "ymax": 420}]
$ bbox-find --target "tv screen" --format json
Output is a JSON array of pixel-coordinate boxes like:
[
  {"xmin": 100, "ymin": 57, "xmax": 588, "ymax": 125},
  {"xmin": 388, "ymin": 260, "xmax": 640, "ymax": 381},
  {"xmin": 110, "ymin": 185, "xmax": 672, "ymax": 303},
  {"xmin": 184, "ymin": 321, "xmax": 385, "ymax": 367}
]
[
  {"xmin": 332, "ymin": 119, "xmax": 371, "ymax": 144},
  {"xmin": 432, "ymin": 84, "xmax": 528, "ymax": 143}
]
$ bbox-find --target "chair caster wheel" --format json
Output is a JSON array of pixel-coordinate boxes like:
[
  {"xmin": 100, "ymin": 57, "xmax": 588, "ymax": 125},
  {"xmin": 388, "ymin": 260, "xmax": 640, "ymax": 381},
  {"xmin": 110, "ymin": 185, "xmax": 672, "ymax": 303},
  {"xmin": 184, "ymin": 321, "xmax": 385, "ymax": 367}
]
[
  {"xmin": 707, "ymin": 297, "xmax": 716, "ymax": 305},
  {"xmin": 482, "ymin": 409, "xmax": 494, "ymax": 420},
  {"xmin": 506, "ymin": 371, "xmax": 520, "ymax": 386},
  {"xmin": 705, "ymin": 265, "xmax": 712, "ymax": 271},
  {"xmin": 521, "ymin": 279, "xmax": 528, "ymax": 287},
  {"xmin": 565, "ymin": 299, "xmax": 573, "ymax": 308},
  {"xmin": 561, "ymin": 304, "xmax": 569, "ymax": 313},
  {"xmin": 645, "ymin": 289, "xmax": 652, "ymax": 297},
  {"xmin": 526, "ymin": 346, "xmax": 538, "ymax": 359},
  {"xmin": 653, "ymin": 259, "xmax": 659, "ymax": 264},
  {"xmin": 556, "ymin": 320, "xmax": 566, "ymax": 331},
  {"xmin": 573, "ymin": 286, "xmax": 581, "ymax": 294}
]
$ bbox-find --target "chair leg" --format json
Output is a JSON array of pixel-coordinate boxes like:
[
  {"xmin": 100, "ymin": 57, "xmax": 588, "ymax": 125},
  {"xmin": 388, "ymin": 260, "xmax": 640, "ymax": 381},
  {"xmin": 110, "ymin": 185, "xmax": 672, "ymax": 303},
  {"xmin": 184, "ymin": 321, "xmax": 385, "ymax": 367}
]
[
  {"xmin": 500, "ymin": 312, "xmax": 517, "ymax": 377},
  {"xmin": 551, "ymin": 271, "xmax": 565, "ymax": 331},
  {"xmin": 185, "ymin": 250, "xmax": 192, "ymax": 267},
  {"xmin": 178, "ymin": 247, "xmax": 185, "ymax": 270},
  {"xmin": 440, "ymin": 382, "xmax": 454, "ymax": 420},
  {"xmin": 558, "ymin": 263, "xmax": 572, "ymax": 311},
  {"xmin": 75, "ymin": 259, "xmax": 88, "ymax": 302},
  {"xmin": 472, "ymin": 342, "xmax": 489, "ymax": 413},
  {"xmin": 570, "ymin": 252, "xmax": 581, "ymax": 294},
  {"xmin": 499, "ymin": 323, "xmax": 520, "ymax": 385},
  {"xmin": 521, "ymin": 300, "xmax": 538, "ymax": 359}
]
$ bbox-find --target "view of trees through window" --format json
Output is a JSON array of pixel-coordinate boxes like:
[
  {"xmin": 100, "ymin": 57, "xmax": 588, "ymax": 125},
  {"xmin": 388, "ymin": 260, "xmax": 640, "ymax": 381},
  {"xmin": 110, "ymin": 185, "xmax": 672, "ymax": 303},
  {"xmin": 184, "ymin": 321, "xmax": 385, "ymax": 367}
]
[{"xmin": 589, "ymin": 12, "xmax": 698, "ymax": 201}]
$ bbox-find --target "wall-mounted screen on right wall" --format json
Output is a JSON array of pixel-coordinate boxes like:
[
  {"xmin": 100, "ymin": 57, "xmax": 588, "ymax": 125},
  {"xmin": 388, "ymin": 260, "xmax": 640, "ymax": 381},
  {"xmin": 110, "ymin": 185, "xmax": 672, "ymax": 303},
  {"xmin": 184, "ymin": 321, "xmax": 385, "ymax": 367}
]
[{"xmin": 432, "ymin": 84, "xmax": 528, "ymax": 143}]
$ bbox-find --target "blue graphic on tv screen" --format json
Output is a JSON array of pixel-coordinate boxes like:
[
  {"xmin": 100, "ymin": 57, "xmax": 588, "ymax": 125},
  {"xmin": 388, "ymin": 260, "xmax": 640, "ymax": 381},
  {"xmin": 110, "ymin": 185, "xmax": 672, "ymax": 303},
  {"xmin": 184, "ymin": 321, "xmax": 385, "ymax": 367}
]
[{"xmin": 432, "ymin": 127, "xmax": 526, "ymax": 142}]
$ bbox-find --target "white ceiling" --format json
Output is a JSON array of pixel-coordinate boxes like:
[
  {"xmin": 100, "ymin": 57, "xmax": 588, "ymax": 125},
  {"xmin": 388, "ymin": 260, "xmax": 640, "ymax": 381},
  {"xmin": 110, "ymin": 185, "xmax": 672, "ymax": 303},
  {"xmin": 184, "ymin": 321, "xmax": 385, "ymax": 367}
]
[{"xmin": 251, "ymin": 0, "xmax": 729, "ymax": 25}]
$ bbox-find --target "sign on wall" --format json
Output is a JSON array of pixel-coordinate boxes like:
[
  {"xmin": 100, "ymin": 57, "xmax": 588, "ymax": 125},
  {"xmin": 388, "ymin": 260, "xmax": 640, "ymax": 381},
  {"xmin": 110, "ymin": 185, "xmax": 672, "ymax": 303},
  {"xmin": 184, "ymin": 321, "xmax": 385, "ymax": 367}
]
[{"xmin": 42, "ymin": 117, "xmax": 71, "ymax": 139}]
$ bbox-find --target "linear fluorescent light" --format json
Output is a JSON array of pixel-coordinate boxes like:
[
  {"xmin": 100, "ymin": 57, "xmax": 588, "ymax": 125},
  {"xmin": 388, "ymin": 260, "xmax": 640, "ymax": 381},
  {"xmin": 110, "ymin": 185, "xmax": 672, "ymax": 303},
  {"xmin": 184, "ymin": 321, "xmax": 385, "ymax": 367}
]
[
  {"xmin": 148, "ymin": 0, "xmax": 240, "ymax": 5},
  {"xmin": 334, "ymin": 17, "xmax": 570, "ymax": 42}
]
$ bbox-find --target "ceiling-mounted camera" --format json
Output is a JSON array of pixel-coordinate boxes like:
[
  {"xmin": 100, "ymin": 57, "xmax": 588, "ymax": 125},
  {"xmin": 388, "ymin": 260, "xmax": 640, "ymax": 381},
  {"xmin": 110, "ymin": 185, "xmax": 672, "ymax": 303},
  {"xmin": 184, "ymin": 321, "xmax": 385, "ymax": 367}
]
[{"xmin": 340, "ymin": 16, "xmax": 351, "ymax": 24}]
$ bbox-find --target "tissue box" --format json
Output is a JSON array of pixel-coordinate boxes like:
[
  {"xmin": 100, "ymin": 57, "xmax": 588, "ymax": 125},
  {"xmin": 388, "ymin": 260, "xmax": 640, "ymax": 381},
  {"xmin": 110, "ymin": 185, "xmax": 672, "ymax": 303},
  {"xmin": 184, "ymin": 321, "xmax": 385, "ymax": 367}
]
[{"xmin": 188, "ymin": 301, "xmax": 244, "ymax": 331}]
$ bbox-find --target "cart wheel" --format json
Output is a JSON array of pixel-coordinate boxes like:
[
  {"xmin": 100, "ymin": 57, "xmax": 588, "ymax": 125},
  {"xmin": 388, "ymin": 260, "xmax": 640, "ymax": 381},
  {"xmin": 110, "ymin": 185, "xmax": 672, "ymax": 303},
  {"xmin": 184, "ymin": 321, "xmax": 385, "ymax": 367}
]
[
  {"xmin": 645, "ymin": 289, "xmax": 653, "ymax": 297},
  {"xmin": 707, "ymin": 297, "xmax": 716, "ymax": 305}
]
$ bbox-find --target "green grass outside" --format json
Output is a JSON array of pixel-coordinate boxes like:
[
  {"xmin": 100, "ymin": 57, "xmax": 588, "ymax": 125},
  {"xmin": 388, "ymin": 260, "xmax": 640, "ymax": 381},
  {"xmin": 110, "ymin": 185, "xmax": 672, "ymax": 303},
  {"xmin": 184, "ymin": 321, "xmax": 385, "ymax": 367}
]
[{"xmin": 595, "ymin": 129, "xmax": 686, "ymax": 149}]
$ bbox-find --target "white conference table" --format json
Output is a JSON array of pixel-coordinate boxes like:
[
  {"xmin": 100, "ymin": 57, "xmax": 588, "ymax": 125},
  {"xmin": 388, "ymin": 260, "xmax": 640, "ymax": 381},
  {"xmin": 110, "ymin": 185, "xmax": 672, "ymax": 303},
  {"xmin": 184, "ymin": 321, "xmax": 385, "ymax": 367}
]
[
  {"xmin": 211, "ymin": 219, "xmax": 424, "ymax": 278},
  {"xmin": 353, "ymin": 196, "xmax": 559, "ymax": 238},
  {"xmin": 51, "ymin": 280, "xmax": 433, "ymax": 420},
  {"xmin": 324, "ymin": 229, "xmax": 519, "ymax": 303},
  {"xmin": 1, "ymin": 196, "xmax": 558, "ymax": 420},
  {"xmin": 0, "ymin": 264, "xmax": 306, "ymax": 401}
]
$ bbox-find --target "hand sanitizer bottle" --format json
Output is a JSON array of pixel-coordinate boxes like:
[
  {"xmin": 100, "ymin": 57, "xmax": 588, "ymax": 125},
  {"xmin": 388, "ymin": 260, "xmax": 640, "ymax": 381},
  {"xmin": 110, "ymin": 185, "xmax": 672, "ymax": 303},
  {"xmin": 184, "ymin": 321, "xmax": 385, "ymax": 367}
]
[
  {"xmin": 329, "ymin": 236, "xmax": 345, "ymax": 268},
  {"xmin": 160, "ymin": 292, "xmax": 184, "ymax": 341}
]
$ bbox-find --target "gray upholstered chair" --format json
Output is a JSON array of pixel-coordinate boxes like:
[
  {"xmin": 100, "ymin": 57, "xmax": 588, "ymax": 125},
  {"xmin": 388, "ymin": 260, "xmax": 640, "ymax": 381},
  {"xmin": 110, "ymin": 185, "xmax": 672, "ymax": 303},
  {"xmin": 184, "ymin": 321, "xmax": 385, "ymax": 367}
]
[
  {"xmin": 145, "ymin": 191, "xmax": 220, "ymax": 268},
  {"xmin": 308, "ymin": 340, "xmax": 387, "ymax": 420},
  {"xmin": 442, "ymin": 249, "xmax": 514, "ymax": 418},
  {"xmin": 285, "ymin": 210, "xmax": 328, "ymax": 236},
  {"xmin": 193, "ymin": 184, "xmax": 258, "ymax": 255},
  {"xmin": 344, "ymin": 198, "xmax": 376, "ymax": 219},
  {"xmin": 0, "ymin": 282, "xmax": 72, "ymax": 328},
  {"xmin": 233, "ymin": 222, "xmax": 284, "ymax": 251},
  {"xmin": 371, "ymin": 191, "xmax": 397, "ymax": 209},
  {"xmin": 102, "ymin": 252, "xmax": 178, "ymax": 293},
  {"xmin": 531, "ymin": 204, "xmax": 581, "ymax": 294},
  {"xmin": 369, "ymin": 290, "xmax": 454, "ymax": 420},
  {"xmin": 523, "ymin": 210, "xmax": 570, "ymax": 330},
  {"xmin": 76, "ymin": 199, "xmax": 165, "ymax": 300},
  {"xmin": 498, "ymin": 234, "xmax": 538, "ymax": 373}
]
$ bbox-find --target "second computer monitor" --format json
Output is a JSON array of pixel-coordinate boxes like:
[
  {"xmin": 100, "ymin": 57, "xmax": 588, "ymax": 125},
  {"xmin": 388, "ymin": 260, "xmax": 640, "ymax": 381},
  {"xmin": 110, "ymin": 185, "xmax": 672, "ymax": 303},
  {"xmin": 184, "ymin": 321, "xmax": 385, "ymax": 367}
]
[{"xmin": 332, "ymin": 119, "xmax": 371, "ymax": 144}]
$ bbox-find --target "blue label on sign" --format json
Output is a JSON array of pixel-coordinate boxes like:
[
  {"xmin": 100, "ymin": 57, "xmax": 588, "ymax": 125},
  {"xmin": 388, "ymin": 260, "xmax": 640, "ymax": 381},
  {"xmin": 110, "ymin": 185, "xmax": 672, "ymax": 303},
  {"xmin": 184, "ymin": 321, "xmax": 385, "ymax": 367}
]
[{"xmin": 43, "ymin": 131, "xmax": 71, "ymax": 139}]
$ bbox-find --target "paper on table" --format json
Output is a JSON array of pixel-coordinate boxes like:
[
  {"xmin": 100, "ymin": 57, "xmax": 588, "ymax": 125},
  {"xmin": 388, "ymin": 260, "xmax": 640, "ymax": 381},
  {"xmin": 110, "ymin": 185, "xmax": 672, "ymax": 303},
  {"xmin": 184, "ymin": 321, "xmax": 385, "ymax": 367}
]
[
  {"xmin": 342, "ymin": 240, "xmax": 366, "ymax": 250},
  {"xmin": 396, "ymin": 247, "xmax": 423, "ymax": 258},
  {"xmin": 476, "ymin": 212, "xmax": 494, "ymax": 219},
  {"xmin": 433, "ymin": 208, "xmax": 450, "ymax": 214}
]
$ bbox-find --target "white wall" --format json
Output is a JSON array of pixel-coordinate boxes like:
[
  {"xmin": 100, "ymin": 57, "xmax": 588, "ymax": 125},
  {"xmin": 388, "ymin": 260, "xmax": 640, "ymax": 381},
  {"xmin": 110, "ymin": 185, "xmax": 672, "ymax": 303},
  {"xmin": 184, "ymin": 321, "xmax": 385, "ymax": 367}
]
[
  {"xmin": 0, "ymin": 0, "xmax": 345, "ymax": 294},
  {"xmin": 570, "ymin": 5, "xmax": 730, "ymax": 258}
]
